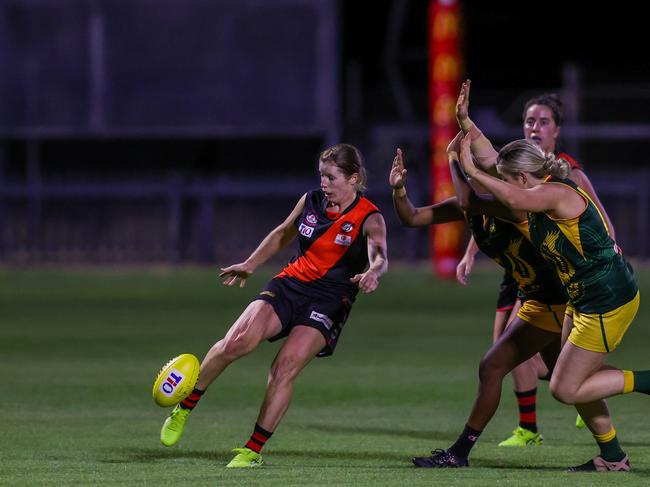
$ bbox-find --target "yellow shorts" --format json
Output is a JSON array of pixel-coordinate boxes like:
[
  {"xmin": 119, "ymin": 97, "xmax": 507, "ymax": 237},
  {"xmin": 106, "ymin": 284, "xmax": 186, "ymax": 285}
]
[
  {"xmin": 516, "ymin": 300, "xmax": 566, "ymax": 333},
  {"xmin": 568, "ymin": 291, "xmax": 640, "ymax": 353}
]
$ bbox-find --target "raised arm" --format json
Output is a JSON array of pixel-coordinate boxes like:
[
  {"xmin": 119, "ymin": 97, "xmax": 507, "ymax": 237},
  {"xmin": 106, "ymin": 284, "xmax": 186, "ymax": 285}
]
[
  {"xmin": 219, "ymin": 194, "xmax": 305, "ymax": 287},
  {"xmin": 456, "ymin": 79, "xmax": 499, "ymax": 170},
  {"xmin": 349, "ymin": 213, "xmax": 389, "ymax": 294},
  {"xmin": 448, "ymin": 132, "xmax": 523, "ymax": 220},
  {"xmin": 458, "ymin": 133, "xmax": 578, "ymax": 215},
  {"xmin": 390, "ymin": 148, "xmax": 464, "ymax": 226}
]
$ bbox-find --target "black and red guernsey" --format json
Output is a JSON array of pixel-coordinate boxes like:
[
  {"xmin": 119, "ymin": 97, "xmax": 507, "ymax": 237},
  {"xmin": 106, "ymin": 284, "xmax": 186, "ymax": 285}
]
[
  {"xmin": 557, "ymin": 152, "xmax": 581, "ymax": 170},
  {"xmin": 276, "ymin": 189, "xmax": 380, "ymax": 297}
]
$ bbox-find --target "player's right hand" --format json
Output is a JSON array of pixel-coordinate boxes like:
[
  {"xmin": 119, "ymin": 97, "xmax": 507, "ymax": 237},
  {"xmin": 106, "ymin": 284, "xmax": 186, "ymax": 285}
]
[{"xmin": 219, "ymin": 263, "xmax": 254, "ymax": 287}]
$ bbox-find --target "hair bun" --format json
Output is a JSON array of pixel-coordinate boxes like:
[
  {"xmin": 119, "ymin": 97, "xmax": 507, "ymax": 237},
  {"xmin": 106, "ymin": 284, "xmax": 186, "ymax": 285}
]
[{"xmin": 542, "ymin": 152, "xmax": 556, "ymax": 170}]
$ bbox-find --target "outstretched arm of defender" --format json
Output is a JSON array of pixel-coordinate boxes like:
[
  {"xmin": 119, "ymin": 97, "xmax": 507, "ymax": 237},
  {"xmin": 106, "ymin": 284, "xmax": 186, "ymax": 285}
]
[
  {"xmin": 459, "ymin": 133, "xmax": 568, "ymax": 213},
  {"xmin": 391, "ymin": 148, "xmax": 463, "ymax": 226},
  {"xmin": 456, "ymin": 79, "xmax": 499, "ymax": 171}
]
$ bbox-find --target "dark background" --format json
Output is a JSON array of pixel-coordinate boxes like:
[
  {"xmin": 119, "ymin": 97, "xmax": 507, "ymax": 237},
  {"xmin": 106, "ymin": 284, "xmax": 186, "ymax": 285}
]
[
  {"xmin": 346, "ymin": 0, "xmax": 649, "ymax": 123},
  {"xmin": 1, "ymin": 0, "xmax": 648, "ymax": 264}
]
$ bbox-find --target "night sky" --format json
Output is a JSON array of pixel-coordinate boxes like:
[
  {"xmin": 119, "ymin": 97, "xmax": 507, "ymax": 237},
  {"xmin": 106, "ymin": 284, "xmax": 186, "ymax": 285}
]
[{"xmin": 344, "ymin": 1, "xmax": 649, "ymax": 122}]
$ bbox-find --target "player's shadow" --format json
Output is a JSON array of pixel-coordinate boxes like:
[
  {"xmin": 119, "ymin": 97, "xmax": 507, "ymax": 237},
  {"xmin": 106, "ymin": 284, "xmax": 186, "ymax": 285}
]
[
  {"xmin": 300, "ymin": 422, "xmax": 455, "ymax": 441},
  {"xmin": 103, "ymin": 447, "xmax": 650, "ymax": 473},
  {"xmin": 475, "ymin": 456, "xmax": 650, "ymax": 473},
  {"xmin": 102, "ymin": 447, "xmax": 411, "ymax": 466},
  {"xmin": 101, "ymin": 448, "xmax": 230, "ymax": 464}
]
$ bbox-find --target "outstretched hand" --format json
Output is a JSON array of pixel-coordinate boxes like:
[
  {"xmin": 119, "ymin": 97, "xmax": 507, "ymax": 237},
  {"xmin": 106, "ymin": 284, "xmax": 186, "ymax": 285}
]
[
  {"xmin": 459, "ymin": 132, "xmax": 478, "ymax": 177},
  {"xmin": 350, "ymin": 270, "xmax": 379, "ymax": 294},
  {"xmin": 389, "ymin": 148, "xmax": 408, "ymax": 189},
  {"xmin": 219, "ymin": 262, "xmax": 254, "ymax": 288},
  {"xmin": 446, "ymin": 131, "xmax": 464, "ymax": 156},
  {"xmin": 456, "ymin": 79, "xmax": 471, "ymax": 125}
]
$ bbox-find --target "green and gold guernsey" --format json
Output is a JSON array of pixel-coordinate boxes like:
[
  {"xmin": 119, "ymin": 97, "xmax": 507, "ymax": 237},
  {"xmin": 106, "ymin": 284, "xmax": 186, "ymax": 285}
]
[
  {"xmin": 526, "ymin": 178, "xmax": 638, "ymax": 314},
  {"xmin": 467, "ymin": 213, "xmax": 567, "ymax": 305}
]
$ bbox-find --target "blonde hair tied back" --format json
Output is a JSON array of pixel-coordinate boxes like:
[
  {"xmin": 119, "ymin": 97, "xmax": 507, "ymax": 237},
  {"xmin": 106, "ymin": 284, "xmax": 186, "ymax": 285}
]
[
  {"xmin": 497, "ymin": 138, "xmax": 569, "ymax": 180},
  {"xmin": 543, "ymin": 152, "xmax": 570, "ymax": 179}
]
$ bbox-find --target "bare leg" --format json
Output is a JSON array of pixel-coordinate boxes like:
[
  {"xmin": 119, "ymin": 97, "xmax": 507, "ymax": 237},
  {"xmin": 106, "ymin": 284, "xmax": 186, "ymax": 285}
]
[
  {"xmin": 467, "ymin": 318, "xmax": 558, "ymax": 430},
  {"xmin": 197, "ymin": 301, "xmax": 283, "ymax": 390},
  {"xmin": 492, "ymin": 307, "xmax": 515, "ymax": 343},
  {"xmin": 561, "ymin": 313, "xmax": 573, "ymax": 348},
  {"xmin": 506, "ymin": 300, "xmax": 550, "ymax": 391},
  {"xmin": 511, "ymin": 358, "xmax": 541, "ymax": 391},
  {"xmin": 575, "ymin": 400, "xmax": 613, "ymax": 436},
  {"xmin": 256, "ymin": 326, "xmax": 326, "ymax": 432},
  {"xmin": 550, "ymin": 343, "xmax": 623, "ymax": 404}
]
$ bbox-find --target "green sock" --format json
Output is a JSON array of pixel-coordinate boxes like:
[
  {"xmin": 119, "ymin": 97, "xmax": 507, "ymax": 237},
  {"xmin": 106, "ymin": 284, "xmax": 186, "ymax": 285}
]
[
  {"xmin": 597, "ymin": 436, "xmax": 626, "ymax": 462},
  {"xmin": 633, "ymin": 370, "xmax": 650, "ymax": 394}
]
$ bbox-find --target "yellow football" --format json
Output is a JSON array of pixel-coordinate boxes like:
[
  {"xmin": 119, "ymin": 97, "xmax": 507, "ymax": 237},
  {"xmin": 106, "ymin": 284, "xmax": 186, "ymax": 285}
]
[{"xmin": 152, "ymin": 353, "xmax": 200, "ymax": 407}]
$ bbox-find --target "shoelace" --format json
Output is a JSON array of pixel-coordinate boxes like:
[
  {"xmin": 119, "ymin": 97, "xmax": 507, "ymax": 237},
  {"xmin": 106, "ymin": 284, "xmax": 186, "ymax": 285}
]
[
  {"xmin": 428, "ymin": 449, "xmax": 460, "ymax": 465},
  {"xmin": 232, "ymin": 448, "xmax": 260, "ymax": 463},
  {"xmin": 167, "ymin": 409, "xmax": 188, "ymax": 431},
  {"xmin": 514, "ymin": 427, "xmax": 534, "ymax": 438}
]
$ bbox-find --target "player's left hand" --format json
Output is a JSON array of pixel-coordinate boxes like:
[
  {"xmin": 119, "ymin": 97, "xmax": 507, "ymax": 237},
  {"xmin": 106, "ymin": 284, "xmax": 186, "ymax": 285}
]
[
  {"xmin": 389, "ymin": 148, "xmax": 408, "ymax": 189},
  {"xmin": 446, "ymin": 131, "xmax": 464, "ymax": 155},
  {"xmin": 350, "ymin": 270, "xmax": 379, "ymax": 293},
  {"xmin": 456, "ymin": 79, "xmax": 471, "ymax": 124}
]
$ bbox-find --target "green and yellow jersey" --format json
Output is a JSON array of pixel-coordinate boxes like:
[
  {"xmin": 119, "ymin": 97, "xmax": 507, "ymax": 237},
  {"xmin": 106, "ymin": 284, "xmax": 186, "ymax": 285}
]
[
  {"xmin": 526, "ymin": 178, "xmax": 638, "ymax": 314},
  {"xmin": 467, "ymin": 214, "xmax": 567, "ymax": 305}
]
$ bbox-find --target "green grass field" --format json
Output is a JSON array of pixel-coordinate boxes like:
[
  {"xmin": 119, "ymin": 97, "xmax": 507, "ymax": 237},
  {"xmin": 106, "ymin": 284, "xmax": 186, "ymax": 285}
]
[{"xmin": 2, "ymin": 265, "xmax": 650, "ymax": 486}]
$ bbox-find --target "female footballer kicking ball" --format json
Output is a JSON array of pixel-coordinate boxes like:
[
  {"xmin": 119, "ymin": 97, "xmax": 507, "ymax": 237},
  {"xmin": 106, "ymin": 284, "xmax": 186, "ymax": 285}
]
[{"xmin": 160, "ymin": 143, "xmax": 388, "ymax": 468}]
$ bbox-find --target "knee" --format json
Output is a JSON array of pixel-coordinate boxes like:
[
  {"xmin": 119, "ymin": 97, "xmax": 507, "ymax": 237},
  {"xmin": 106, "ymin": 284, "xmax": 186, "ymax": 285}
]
[
  {"xmin": 478, "ymin": 355, "xmax": 508, "ymax": 384},
  {"xmin": 216, "ymin": 333, "xmax": 256, "ymax": 360},
  {"xmin": 268, "ymin": 356, "xmax": 300, "ymax": 386},
  {"xmin": 549, "ymin": 379, "xmax": 576, "ymax": 405}
]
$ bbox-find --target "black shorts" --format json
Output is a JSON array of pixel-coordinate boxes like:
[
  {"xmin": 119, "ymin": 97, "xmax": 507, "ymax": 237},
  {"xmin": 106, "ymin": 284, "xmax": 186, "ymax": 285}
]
[
  {"xmin": 496, "ymin": 273, "xmax": 518, "ymax": 311},
  {"xmin": 254, "ymin": 277, "xmax": 354, "ymax": 357}
]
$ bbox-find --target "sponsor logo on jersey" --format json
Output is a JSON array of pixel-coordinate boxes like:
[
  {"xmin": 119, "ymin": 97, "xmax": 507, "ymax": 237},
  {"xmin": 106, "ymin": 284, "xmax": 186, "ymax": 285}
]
[
  {"xmin": 334, "ymin": 234, "xmax": 352, "ymax": 246},
  {"xmin": 341, "ymin": 222, "xmax": 354, "ymax": 233},
  {"xmin": 309, "ymin": 310, "xmax": 334, "ymax": 329},
  {"xmin": 299, "ymin": 223, "xmax": 314, "ymax": 237},
  {"xmin": 305, "ymin": 211, "xmax": 318, "ymax": 225}
]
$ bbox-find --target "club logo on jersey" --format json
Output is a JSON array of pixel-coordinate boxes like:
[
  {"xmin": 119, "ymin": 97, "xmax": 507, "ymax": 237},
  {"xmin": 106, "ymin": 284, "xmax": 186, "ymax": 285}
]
[
  {"xmin": 299, "ymin": 223, "xmax": 314, "ymax": 238},
  {"xmin": 334, "ymin": 234, "xmax": 352, "ymax": 246},
  {"xmin": 341, "ymin": 222, "xmax": 354, "ymax": 233},
  {"xmin": 160, "ymin": 369, "xmax": 184, "ymax": 396},
  {"xmin": 310, "ymin": 310, "xmax": 334, "ymax": 329},
  {"xmin": 305, "ymin": 211, "xmax": 318, "ymax": 225}
]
